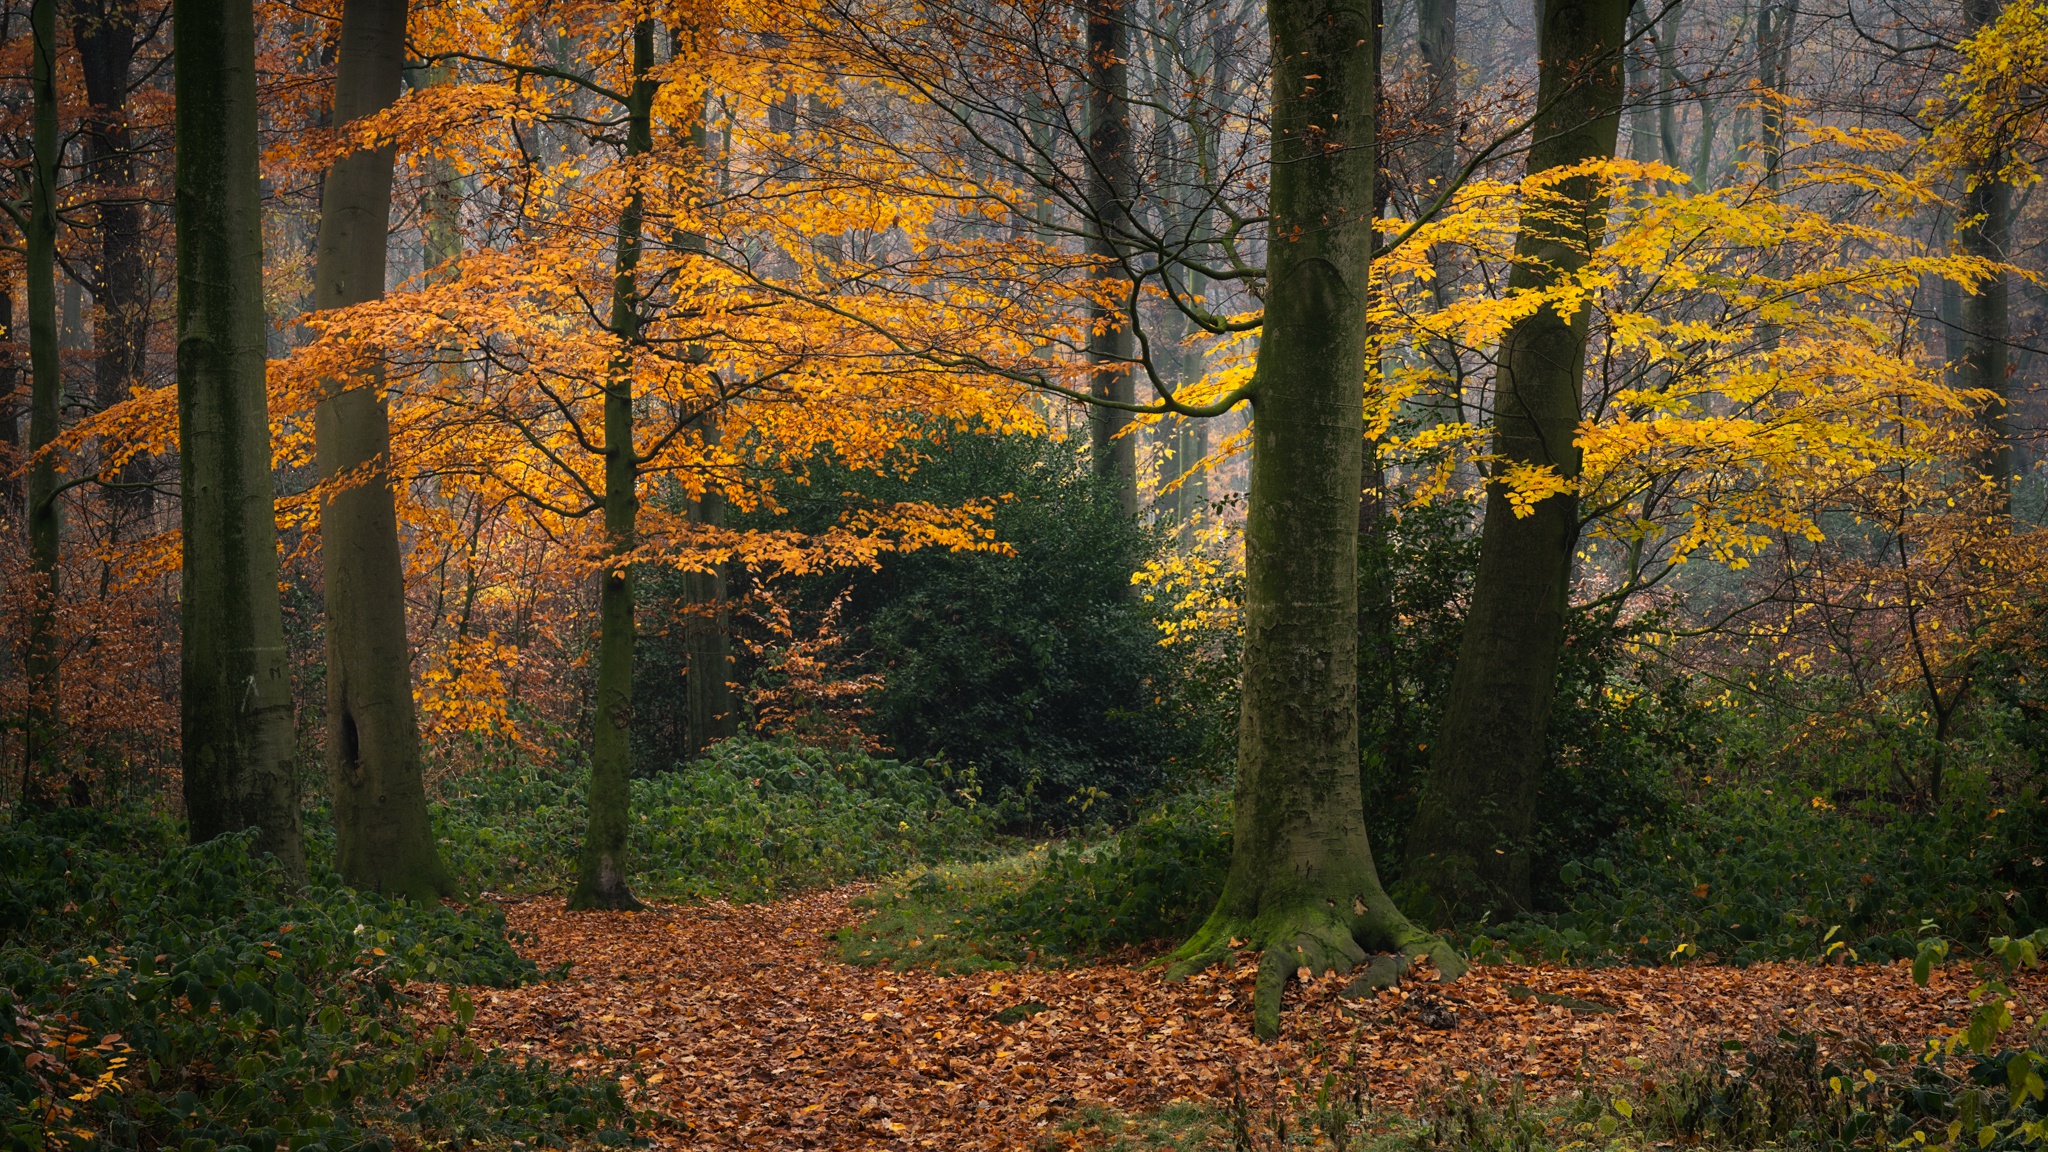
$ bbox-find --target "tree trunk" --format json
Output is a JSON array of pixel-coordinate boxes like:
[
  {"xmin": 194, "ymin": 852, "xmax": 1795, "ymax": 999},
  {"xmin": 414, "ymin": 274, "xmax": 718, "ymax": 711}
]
[
  {"xmin": 1418, "ymin": 0, "xmax": 1457, "ymax": 191},
  {"xmin": 1960, "ymin": 0, "xmax": 2010, "ymax": 501},
  {"xmin": 1756, "ymin": 0, "xmax": 1797, "ymax": 188},
  {"xmin": 1168, "ymin": 0, "xmax": 1462, "ymax": 1042},
  {"xmin": 23, "ymin": 0, "xmax": 62, "ymax": 806},
  {"xmin": 683, "ymin": 484, "xmax": 733, "ymax": 756},
  {"xmin": 570, "ymin": 20, "xmax": 655, "ymax": 912},
  {"xmin": 0, "ymin": 289, "xmax": 20, "ymax": 517},
  {"xmin": 75, "ymin": 0, "xmax": 152, "ymax": 537},
  {"xmin": 313, "ymin": 0, "xmax": 454, "ymax": 904},
  {"xmin": 1087, "ymin": 0, "xmax": 1136, "ymax": 515},
  {"xmin": 1405, "ymin": 0, "xmax": 1628, "ymax": 917},
  {"xmin": 1657, "ymin": 3, "xmax": 1681, "ymax": 167},
  {"xmin": 176, "ymin": 0, "xmax": 304, "ymax": 875}
]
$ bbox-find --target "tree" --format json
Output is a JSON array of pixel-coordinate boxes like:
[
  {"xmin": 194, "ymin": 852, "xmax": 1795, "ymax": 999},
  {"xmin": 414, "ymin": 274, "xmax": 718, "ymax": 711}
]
[
  {"xmin": 1957, "ymin": 0, "xmax": 2011, "ymax": 501},
  {"xmin": 1086, "ymin": 0, "xmax": 1136, "ymax": 515},
  {"xmin": 175, "ymin": 0, "xmax": 303, "ymax": 874},
  {"xmin": 1404, "ymin": 0, "xmax": 1631, "ymax": 915},
  {"xmin": 21, "ymin": 0, "xmax": 60, "ymax": 806},
  {"xmin": 313, "ymin": 0, "xmax": 455, "ymax": 903},
  {"xmin": 1164, "ymin": 0, "xmax": 1463, "ymax": 1042}
]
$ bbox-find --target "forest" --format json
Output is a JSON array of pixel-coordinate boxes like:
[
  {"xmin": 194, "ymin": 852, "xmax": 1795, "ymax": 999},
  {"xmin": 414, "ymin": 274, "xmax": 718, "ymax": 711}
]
[{"xmin": 3, "ymin": 0, "xmax": 2048, "ymax": 1146}]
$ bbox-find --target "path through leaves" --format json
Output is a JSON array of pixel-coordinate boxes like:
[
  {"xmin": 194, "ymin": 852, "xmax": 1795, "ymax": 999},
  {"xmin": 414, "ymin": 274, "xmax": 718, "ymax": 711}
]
[{"xmin": 457, "ymin": 892, "xmax": 2039, "ymax": 1149}]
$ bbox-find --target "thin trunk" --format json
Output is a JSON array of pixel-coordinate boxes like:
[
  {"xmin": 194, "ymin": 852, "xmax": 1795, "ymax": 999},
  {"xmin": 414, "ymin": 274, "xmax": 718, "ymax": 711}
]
[
  {"xmin": 314, "ymin": 0, "xmax": 453, "ymax": 903},
  {"xmin": 1405, "ymin": 0, "xmax": 1630, "ymax": 916},
  {"xmin": 0, "ymin": 289, "xmax": 19, "ymax": 516},
  {"xmin": 1087, "ymin": 0, "xmax": 1136, "ymax": 515},
  {"xmin": 76, "ymin": 0, "xmax": 154, "ymax": 535},
  {"xmin": 176, "ymin": 0, "xmax": 303, "ymax": 874},
  {"xmin": 570, "ymin": 20, "xmax": 655, "ymax": 912},
  {"xmin": 683, "ymin": 484, "xmax": 733, "ymax": 755},
  {"xmin": 1657, "ymin": 1, "xmax": 1681, "ymax": 167},
  {"xmin": 1960, "ymin": 0, "xmax": 2011, "ymax": 501},
  {"xmin": 1418, "ymin": 0, "xmax": 1457, "ymax": 190},
  {"xmin": 1691, "ymin": 95, "xmax": 1717, "ymax": 187},
  {"xmin": 24, "ymin": 0, "xmax": 61, "ymax": 804},
  {"xmin": 1756, "ymin": 0, "xmax": 1796, "ymax": 189},
  {"xmin": 1168, "ymin": 0, "xmax": 1462, "ymax": 1042},
  {"xmin": 1627, "ymin": 3, "xmax": 1658, "ymax": 162}
]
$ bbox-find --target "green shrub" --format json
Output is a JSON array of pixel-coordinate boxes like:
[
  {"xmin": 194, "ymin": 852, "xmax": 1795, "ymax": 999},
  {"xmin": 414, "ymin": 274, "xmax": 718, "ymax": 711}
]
[
  {"xmin": 0, "ymin": 807, "xmax": 632, "ymax": 1152},
  {"xmin": 693, "ymin": 427, "xmax": 1221, "ymax": 824},
  {"xmin": 431, "ymin": 737, "xmax": 997, "ymax": 902},
  {"xmin": 1475, "ymin": 779, "xmax": 2048, "ymax": 965}
]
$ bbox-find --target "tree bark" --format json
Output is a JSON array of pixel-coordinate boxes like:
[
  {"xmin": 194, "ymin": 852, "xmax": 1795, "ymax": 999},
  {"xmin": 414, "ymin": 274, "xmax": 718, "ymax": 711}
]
[
  {"xmin": 314, "ymin": 0, "xmax": 454, "ymax": 904},
  {"xmin": 75, "ymin": 0, "xmax": 151, "ymax": 471},
  {"xmin": 1087, "ymin": 0, "xmax": 1136, "ymax": 515},
  {"xmin": 683, "ymin": 484, "xmax": 733, "ymax": 756},
  {"xmin": 24, "ymin": 0, "xmax": 62, "ymax": 803},
  {"xmin": 1405, "ymin": 0, "xmax": 1629, "ymax": 916},
  {"xmin": 0, "ymin": 289, "xmax": 20, "ymax": 517},
  {"xmin": 176, "ymin": 0, "xmax": 304, "ymax": 875},
  {"xmin": 1960, "ymin": 0, "xmax": 2010, "ymax": 501},
  {"xmin": 1418, "ymin": 0, "xmax": 1457, "ymax": 192},
  {"xmin": 570, "ymin": 20, "xmax": 656, "ymax": 912},
  {"xmin": 1168, "ymin": 0, "xmax": 1462, "ymax": 1042}
]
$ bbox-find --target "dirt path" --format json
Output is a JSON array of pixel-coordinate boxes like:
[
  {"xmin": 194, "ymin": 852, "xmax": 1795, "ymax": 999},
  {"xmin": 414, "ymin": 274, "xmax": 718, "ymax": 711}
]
[{"xmin": 460, "ymin": 892, "xmax": 2031, "ymax": 1150}]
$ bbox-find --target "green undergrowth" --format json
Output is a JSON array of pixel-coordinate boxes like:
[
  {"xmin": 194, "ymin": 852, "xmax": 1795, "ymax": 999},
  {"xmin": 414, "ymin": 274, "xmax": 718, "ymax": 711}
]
[
  {"xmin": 426, "ymin": 738, "xmax": 999, "ymax": 903},
  {"xmin": 0, "ymin": 807, "xmax": 635, "ymax": 1152},
  {"xmin": 839, "ymin": 788, "xmax": 1232, "ymax": 971},
  {"xmin": 839, "ymin": 774, "xmax": 2048, "ymax": 977},
  {"xmin": 1468, "ymin": 781, "xmax": 2048, "ymax": 966}
]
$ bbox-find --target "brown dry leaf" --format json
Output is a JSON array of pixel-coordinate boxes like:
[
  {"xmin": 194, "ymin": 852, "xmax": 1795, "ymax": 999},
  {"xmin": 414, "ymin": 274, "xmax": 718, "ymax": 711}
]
[{"xmin": 442, "ymin": 890, "xmax": 2041, "ymax": 1150}]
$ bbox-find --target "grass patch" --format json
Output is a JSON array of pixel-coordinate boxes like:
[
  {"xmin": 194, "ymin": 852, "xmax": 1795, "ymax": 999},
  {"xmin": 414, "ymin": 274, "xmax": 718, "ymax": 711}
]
[
  {"xmin": 838, "ymin": 788, "xmax": 1234, "ymax": 971},
  {"xmin": 837, "ymin": 851, "xmax": 1048, "ymax": 973}
]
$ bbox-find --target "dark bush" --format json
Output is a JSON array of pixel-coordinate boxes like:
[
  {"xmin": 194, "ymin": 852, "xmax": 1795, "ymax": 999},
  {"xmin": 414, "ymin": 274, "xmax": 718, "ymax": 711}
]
[{"xmin": 0, "ymin": 807, "xmax": 632, "ymax": 1152}]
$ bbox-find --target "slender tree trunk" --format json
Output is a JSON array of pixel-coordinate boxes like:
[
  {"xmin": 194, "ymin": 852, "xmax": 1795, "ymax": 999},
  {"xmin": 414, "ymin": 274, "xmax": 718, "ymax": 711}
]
[
  {"xmin": 1960, "ymin": 0, "xmax": 2011, "ymax": 501},
  {"xmin": 1087, "ymin": 0, "xmax": 1136, "ymax": 515},
  {"xmin": 1405, "ymin": 0, "xmax": 1629, "ymax": 916},
  {"xmin": 176, "ymin": 0, "xmax": 303, "ymax": 874},
  {"xmin": 1756, "ymin": 0, "xmax": 1796, "ymax": 188},
  {"xmin": 1168, "ymin": 0, "xmax": 1462, "ymax": 1042},
  {"xmin": 1657, "ymin": 3, "xmax": 1681, "ymax": 167},
  {"xmin": 1627, "ymin": 3, "xmax": 1658, "ymax": 162},
  {"xmin": 0, "ymin": 289, "xmax": 20, "ymax": 517},
  {"xmin": 571, "ymin": 20, "xmax": 655, "ymax": 912},
  {"xmin": 1419, "ymin": 0, "xmax": 1457, "ymax": 190},
  {"xmin": 313, "ymin": 0, "xmax": 453, "ymax": 903},
  {"xmin": 76, "ymin": 0, "xmax": 153, "ymax": 540},
  {"xmin": 683, "ymin": 484, "xmax": 732, "ymax": 755},
  {"xmin": 23, "ymin": 0, "xmax": 62, "ymax": 805}
]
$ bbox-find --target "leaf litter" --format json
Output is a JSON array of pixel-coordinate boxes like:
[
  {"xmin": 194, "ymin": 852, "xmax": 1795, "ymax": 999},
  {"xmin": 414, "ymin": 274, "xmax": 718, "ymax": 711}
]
[{"xmin": 444, "ymin": 889, "xmax": 2044, "ymax": 1149}]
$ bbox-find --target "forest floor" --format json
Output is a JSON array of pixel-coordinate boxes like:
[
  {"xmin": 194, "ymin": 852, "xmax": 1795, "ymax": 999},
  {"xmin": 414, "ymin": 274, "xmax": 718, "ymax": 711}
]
[{"xmin": 445, "ymin": 891, "xmax": 2043, "ymax": 1151}]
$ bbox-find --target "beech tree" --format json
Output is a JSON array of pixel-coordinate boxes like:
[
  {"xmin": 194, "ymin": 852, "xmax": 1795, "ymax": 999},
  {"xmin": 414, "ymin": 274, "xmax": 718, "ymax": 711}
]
[
  {"xmin": 174, "ymin": 0, "xmax": 303, "ymax": 872},
  {"xmin": 1164, "ymin": 0, "xmax": 1463, "ymax": 1041},
  {"xmin": 313, "ymin": 0, "xmax": 455, "ymax": 902},
  {"xmin": 1403, "ymin": 0, "xmax": 1640, "ymax": 914}
]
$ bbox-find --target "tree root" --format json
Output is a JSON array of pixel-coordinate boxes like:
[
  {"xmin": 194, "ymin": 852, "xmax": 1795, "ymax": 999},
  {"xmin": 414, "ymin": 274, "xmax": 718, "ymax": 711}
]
[{"xmin": 1168, "ymin": 899, "xmax": 1466, "ymax": 1040}]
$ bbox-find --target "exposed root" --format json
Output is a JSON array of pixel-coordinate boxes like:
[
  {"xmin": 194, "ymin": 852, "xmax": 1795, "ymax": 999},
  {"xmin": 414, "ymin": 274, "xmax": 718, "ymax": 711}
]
[{"xmin": 1170, "ymin": 897, "xmax": 1466, "ymax": 1040}]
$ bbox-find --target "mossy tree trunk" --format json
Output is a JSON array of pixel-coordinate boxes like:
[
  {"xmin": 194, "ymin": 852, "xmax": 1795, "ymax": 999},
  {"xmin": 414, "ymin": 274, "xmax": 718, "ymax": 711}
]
[
  {"xmin": 570, "ymin": 20, "xmax": 655, "ymax": 912},
  {"xmin": 22, "ymin": 0, "xmax": 61, "ymax": 804},
  {"xmin": 313, "ymin": 0, "xmax": 455, "ymax": 904},
  {"xmin": 1167, "ymin": 0, "xmax": 1463, "ymax": 1042},
  {"xmin": 1086, "ymin": 0, "xmax": 1137, "ymax": 516},
  {"xmin": 175, "ymin": 0, "xmax": 304, "ymax": 875},
  {"xmin": 1404, "ymin": 0, "xmax": 1629, "ymax": 916}
]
